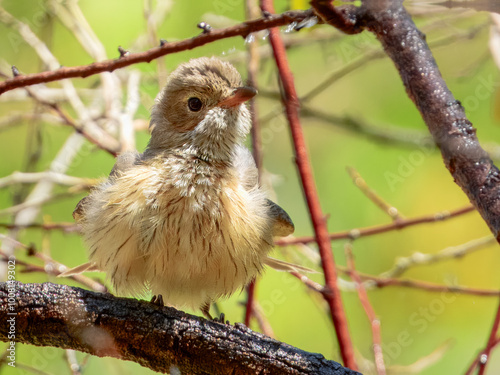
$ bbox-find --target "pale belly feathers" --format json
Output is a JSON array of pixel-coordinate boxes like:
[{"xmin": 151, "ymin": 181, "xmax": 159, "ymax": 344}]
[{"xmin": 80, "ymin": 155, "xmax": 272, "ymax": 309}]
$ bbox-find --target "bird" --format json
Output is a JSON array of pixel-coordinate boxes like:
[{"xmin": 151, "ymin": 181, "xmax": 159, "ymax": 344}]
[{"xmin": 62, "ymin": 57, "xmax": 306, "ymax": 319}]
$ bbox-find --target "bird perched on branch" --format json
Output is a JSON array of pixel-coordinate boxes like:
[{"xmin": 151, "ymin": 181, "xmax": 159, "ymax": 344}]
[{"xmin": 63, "ymin": 57, "xmax": 304, "ymax": 319}]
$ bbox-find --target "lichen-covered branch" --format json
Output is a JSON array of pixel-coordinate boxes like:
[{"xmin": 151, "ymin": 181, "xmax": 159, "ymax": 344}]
[{"xmin": 0, "ymin": 282, "xmax": 359, "ymax": 375}]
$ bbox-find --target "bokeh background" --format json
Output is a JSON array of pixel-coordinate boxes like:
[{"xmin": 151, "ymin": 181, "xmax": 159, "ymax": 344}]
[{"xmin": 1, "ymin": 0, "xmax": 500, "ymax": 374}]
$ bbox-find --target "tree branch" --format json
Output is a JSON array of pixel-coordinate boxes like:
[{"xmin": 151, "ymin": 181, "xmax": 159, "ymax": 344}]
[
  {"xmin": 0, "ymin": 10, "xmax": 315, "ymax": 95},
  {"xmin": 312, "ymin": 0, "xmax": 500, "ymax": 242},
  {"xmin": 276, "ymin": 205, "xmax": 475, "ymax": 246},
  {"xmin": 0, "ymin": 282, "xmax": 359, "ymax": 375}
]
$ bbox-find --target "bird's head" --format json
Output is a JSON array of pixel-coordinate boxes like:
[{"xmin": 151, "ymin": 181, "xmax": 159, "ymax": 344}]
[{"xmin": 148, "ymin": 57, "xmax": 256, "ymax": 161}]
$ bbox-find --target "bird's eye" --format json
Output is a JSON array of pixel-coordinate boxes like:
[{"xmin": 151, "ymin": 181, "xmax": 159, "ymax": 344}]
[{"xmin": 187, "ymin": 97, "xmax": 203, "ymax": 112}]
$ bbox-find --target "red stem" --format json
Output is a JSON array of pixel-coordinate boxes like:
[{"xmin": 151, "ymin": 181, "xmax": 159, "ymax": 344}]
[
  {"xmin": 244, "ymin": 281, "xmax": 256, "ymax": 327},
  {"xmin": 477, "ymin": 297, "xmax": 500, "ymax": 375},
  {"xmin": 260, "ymin": 0, "xmax": 356, "ymax": 369},
  {"xmin": 244, "ymin": 0, "xmax": 262, "ymax": 328},
  {"xmin": 465, "ymin": 336, "xmax": 500, "ymax": 375},
  {"xmin": 345, "ymin": 244, "xmax": 385, "ymax": 375}
]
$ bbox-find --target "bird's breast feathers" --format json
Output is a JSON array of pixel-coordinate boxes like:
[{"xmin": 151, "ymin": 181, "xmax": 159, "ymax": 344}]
[{"xmin": 81, "ymin": 155, "xmax": 272, "ymax": 308}]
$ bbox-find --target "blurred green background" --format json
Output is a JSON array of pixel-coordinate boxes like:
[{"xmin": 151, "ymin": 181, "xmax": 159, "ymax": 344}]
[{"xmin": 1, "ymin": 0, "xmax": 500, "ymax": 374}]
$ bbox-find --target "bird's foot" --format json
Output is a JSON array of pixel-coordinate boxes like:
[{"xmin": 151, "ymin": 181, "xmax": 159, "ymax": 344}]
[
  {"xmin": 214, "ymin": 312, "xmax": 226, "ymax": 324},
  {"xmin": 201, "ymin": 303, "xmax": 228, "ymax": 323},
  {"xmin": 150, "ymin": 294, "xmax": 164, "ymax": 306}
]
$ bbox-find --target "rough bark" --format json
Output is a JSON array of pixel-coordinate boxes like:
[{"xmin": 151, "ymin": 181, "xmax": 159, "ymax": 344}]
[
  {"xmin": 0, "ymin": 282, "xmax": 359, "ymax": 375},
  {"xmin": 311, "ymin": 0, "xmax": 500, "ymax": 242}
]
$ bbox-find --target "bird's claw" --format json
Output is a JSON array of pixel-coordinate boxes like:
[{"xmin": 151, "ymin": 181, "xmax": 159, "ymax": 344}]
[
  {"xmin": 150, "ymin": 294, "xmax": 164, "ymax": 306},
  {"xmin": 214, "ymin": 312, "xmax": 226, "ymax": 324}
]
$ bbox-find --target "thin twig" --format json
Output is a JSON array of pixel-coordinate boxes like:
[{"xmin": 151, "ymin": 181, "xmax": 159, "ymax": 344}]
[
  {"xmin": 347, "ymin": 167, "xmax": 402, "ymax": 221},
  {"xmin": 0, "ymin": 8, "xmax": 116, "ymax": 152},
  {"xmin": 0, "ymin": 8, "xmax": 115, "ymax": 270},
  {"xmin": 0, "ymin": 192, "xmax": 78, "ymax": 218},
  {"xmin": 300, "ymin": 22, "xmax": 487, "ymax": 104},
  {"xmin": 0, "ymin": 222, "xmax": 79, "ymax": 233},
  {"xmin": 345, "ymin": 243, "xmax": 386, "ymax": 375},
  {"xmin": 0, "ymin": 9, "xmax": 315, "ymax": 95},
  {"xmin": 0, "ymin": 242, "xmax": 106, "ymax": 293},
  {"xmin": 465, "ymin": 337, "xmax": 500, "ymax": 375},
  {"xmin": 342, "ymin": 270, "xmax": 500, "ymax": 297},
  {"xmin": 34, "ymin": 252, "xmax": 107, "ymax": 293},
  {"xmin": 277, "ymin": 205, "xmax": 475, "ymax": 246},
  {"xmin": 292, "ymin": 264, "xmax": 500, "ymax": 298},
  {"xmin": 119, "ymin": 70, "xmax": 141, "ymax": 152},
  {"xmin": 0, "ymin": 112, "xmax": 63, "ymax": 131},
  {"xmin": 65, "ymin": 349, "xmax": 82, "ymax": 375},
  {"xmin": 252, "ymin": 300, "xmax": 275, "ymax": 338},
  {"xmin": 25, "ymin": 86, "xmax": 119, "ymax": 156},
  {"xmin": 477, "ymin": 297, "xmax": 500, "ymax": 375},
  {"xmin": 247, "ymin": 2, "xmax": 263, "ymax": 175},
  {"xmin": 301, "ymin": 48, "xmax": 386, "ymax": 103},
  {"xmin": 0, "ymin": 171, "xmax": 94, "ymax": 189},
  {"xmin": 244, "ymin": 279, "xmax": 256, "ymax": 328},
  {"xmin": 387, "ymin": 340, "xmax": 452, "ymax": 374},
  {"xmin": 381, "ymin": 236, "xmax": 496, "ymax": 278},
  {"xmin": 300, "ymin": 105, "xmax": 433, "ymax": 148},
  {"xmin": 290, "ymin": 271, "xmax": 326, "ymax": 294},
  {"xmin": 47, "ymin": 0, "xmax": 123, "ymax": 123},
  {"xmin": 141, "ymin": 0, "xmax": 172, "ymax": 87}
]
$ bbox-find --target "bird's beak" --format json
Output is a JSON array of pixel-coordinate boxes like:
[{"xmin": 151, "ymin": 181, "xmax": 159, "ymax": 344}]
[{"xmin": 218, "ymin": 86, "xmax": 257, "ymax": 108}]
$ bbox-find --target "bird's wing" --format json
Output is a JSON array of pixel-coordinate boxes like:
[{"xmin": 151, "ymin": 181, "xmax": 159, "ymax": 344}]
[
  {"xmin": 58, "ymin": 262, "xmax": 101, "ymax": 277},
  {"xmin": 265, "ymin": 203, "xmax": 312, "ymax": 273},
  {"xmin": 109, "ymin": 150, "xmax": 142, "ymax": 178},
  {"xmin": 73, "ymin": 150, "xmax": 141, "ymax": 222},
  {"xmin": 267, "ymin": 199, "xmax": 295, "ymax": 237},
  {"xmin": 232, "ymin": 145, "xmax": 295, "ymax": 237},
  {"xmin": 232, "ymin": 145, "xmax": 259, "ymax": 190},
  {"xmin": 73, "ymin": 196, "xmax": 88, "ymax": 222}
]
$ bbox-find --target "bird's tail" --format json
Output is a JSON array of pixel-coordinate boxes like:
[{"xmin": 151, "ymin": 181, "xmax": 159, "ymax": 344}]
[
  {"xmin": 58, "ymin": 262, "xmax": 100, "ymax": 277},
  {"xmin": 264, "ymin": 257, "xmax": 317, "ymax": 273}
]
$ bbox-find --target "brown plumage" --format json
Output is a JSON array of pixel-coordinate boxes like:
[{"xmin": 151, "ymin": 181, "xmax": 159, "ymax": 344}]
[{"xmin": 63, "ymin": 57, "xmax": 304, "ymax": 317}]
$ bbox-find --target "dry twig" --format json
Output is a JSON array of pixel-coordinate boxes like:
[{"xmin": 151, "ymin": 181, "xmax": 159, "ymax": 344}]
[{"xmin": 0, "ymin": 10, "xmax": 315, "ymax": 94}]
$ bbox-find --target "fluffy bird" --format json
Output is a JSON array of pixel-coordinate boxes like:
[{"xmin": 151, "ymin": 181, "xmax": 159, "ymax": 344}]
[{"xmin": 65, "ymin": 57, "xmax": 300, "ymax": 318}]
